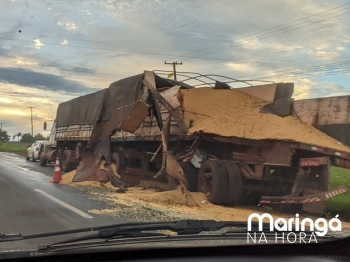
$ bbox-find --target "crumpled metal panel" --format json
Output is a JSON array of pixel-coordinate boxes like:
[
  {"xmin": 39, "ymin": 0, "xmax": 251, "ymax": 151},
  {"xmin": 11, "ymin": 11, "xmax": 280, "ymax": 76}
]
[
  {"xmin": 75, "ymin": 72, "xmax": 185, "ymax": 183},
  {"xmin": 73, "ymin": 136, "xmax": 111, "ymax": 182},
  {"xmin": 88, "ymin": 74, "xmax": 145, "ymax": 145},
  {"xmin": 159, "ymin": 85, "xmax": 181, "ymax": 109},
  {"xmin": 165, "ymin": 151, "xmax": 186, "ymax": 184},
  {"xmin": 119, "ymin": 101, "xmax": 150, "ymax": 133}
]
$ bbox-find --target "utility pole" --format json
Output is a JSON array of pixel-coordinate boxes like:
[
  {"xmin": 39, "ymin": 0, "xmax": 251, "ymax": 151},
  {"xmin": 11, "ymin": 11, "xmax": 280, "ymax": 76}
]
[
  {"xmin": 28, "ymin": 106, "xmax": 35, "ymax": 137},
  {"xmin": 0, "ymin": 123, "xmax": 3, "ymax": 132},
  {"xmin": 164, "ymin": 61, "xmax": 183, "ymax": 81}
]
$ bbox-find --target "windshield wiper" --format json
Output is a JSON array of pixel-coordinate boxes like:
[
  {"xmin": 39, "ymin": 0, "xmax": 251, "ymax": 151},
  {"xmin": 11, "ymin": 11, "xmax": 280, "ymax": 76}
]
[
  {"xmin": 0, "ymin": 220, "xmax": 336, "ymax": 251},
  {"xmin": 0, "ymin": 220, "xmax": 270, "ymax": 242}
]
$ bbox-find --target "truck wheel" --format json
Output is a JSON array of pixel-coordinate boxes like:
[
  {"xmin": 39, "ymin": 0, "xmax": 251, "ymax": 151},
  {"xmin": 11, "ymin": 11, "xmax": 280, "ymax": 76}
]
[
  {"xmin": 112, "ymin": 152, "xmax": 125, "ymax": 174},
  {"xmin": 39, "ymin": 157, "xmax": 47, "ymax": 166},
  {"xmin": 198, "ymin": 159, "xmax": 227, "ymax": 205},
  {"xmin": 223, "ymin": 161, "xmax": 242, "ymax": 206},
  {"xmin": 61, "ymin": 150, "xmax": 74, "ymax": 172},
  {"xmin": 168, "ymin": 162, "xmax": 198, "ymax": 192}
]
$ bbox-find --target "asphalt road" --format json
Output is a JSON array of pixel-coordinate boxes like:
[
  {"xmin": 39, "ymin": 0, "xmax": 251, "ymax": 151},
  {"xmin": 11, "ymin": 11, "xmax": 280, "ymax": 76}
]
[{"xmin": 0, "ymin": 152, "xmax": 127, "ymax": 252}]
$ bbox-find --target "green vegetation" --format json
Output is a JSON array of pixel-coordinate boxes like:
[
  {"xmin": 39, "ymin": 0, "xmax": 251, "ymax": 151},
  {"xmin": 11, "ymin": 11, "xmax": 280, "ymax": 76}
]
[
  {"xmin": 0, "ymin": 142, "xmax": 29, "ymax": 156},
  {"xmin": 20, "ymin": 133, "xmax": 47, "ymax": 143},
  {"xmin": 326, "ymin": 166, "xmax": 350, "ymax": 220},
  {"xmin": 0, "ymin": 130, "xmax": 10, "ymax": 142}
]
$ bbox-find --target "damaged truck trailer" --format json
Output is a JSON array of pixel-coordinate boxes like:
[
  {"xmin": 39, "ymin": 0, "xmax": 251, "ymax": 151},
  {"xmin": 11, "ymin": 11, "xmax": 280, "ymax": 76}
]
[{"xmin": 41, "ymin": 71, "xmax": 350, "ymax": 214}]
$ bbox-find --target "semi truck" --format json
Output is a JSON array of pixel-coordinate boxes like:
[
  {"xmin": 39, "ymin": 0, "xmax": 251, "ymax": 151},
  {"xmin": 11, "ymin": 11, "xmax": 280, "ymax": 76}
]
[{"xmin": 40, "ymin": 70, "xmax": 350, "ymax": 214}]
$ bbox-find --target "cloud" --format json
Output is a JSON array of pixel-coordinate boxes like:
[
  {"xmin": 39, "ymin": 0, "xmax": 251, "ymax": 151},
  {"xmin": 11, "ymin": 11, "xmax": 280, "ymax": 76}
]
[
  {"xmin": 60, "ymin": 39, "xmax": 68, "ymax": 45},
  {"xmin": 226, "ymin": 62, "xmax": 256, "ymax": 73},
  {"xmin": 33, "ymin": 38, "xmax": 44, "ymax": 49},
  {"xmin": 293, "ymin": 79, "xmax": 350, "ymax": 100},
  {"xmin": 57, "ymin": 21, "xmax": 78, "ymax": 31},
  {"xmin": 307, "ymin": 50, "xmax": 341, "ymax": 61},
  {"xmin": 0, "ymin": 67, "xmax": 100, "ymax": 94}
]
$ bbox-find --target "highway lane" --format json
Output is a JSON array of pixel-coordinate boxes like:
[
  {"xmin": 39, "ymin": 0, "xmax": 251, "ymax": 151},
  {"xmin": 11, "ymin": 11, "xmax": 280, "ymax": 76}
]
[{"xmin": 0, "ymin": 152, "xmax": 127, "ymax": 252}]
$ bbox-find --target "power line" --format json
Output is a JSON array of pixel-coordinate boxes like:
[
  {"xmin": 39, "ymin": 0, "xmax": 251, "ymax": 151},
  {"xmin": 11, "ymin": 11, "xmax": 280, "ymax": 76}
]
[
  {"xmin": 0, "ymin": 36, "xmax": 304, "ymax": 66},
  {"xmin": 0, "ymin": 30, "xmax": 193, "ymax": 52},
  {"xmin": 185, "ymin": 6, "xmax": 350, "ymax": 60},
  {"xmin": 235, "ymin": 60, "xmax": 350, "ymax": 79},
  {"xmin": 0, "ymin": 67, "xmax": 118, "ymax": 81},
  {"xmin": 0, "ymin": 37, "xmax": 181, "ymax": 57},
  {"xmin": 173, "ymin": 2, "xmax": 350, "ymax": 61}
]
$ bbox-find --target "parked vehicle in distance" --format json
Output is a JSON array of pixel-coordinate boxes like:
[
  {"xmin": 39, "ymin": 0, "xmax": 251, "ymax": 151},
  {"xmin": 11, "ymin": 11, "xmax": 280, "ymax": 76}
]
[
  {"xmin": 39, "ymin": 140, "xmax": 57, "ymax": 166},
  {"xmin": 26, "ymin": 140, "xmax": 44, "ymax": 162}
]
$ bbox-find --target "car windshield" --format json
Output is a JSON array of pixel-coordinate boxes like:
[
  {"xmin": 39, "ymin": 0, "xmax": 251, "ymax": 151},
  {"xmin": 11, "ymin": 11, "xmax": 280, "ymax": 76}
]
[{"xmin": 1, "ymin": 0, "xmax": 350, "ymax": 257}]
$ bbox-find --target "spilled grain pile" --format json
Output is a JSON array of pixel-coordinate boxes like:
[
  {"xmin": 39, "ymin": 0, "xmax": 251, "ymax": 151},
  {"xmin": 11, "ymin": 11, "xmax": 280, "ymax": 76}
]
[
  {"xmin": 180, "ymin": 88, "xmax": 350, "ymax": 153},
  {"xmin": 82, "ymin": 187, "xmax": 350, "ymax": 231},
  {"xmin": 60, "ymin": 169, "xmax": 115, "ymax": 189}
]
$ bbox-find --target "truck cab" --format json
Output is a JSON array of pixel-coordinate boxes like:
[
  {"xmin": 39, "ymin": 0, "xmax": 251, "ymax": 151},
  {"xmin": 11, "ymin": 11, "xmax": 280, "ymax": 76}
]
[{"xmin": 39, "ymin": 121, "xmax": 58, "ymax": 166}]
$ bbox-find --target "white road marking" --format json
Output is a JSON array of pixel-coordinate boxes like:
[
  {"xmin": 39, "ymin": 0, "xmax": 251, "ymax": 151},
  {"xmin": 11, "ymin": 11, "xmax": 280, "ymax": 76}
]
[
  {"xmin": 34, "ymin": 189, "xmax": 94, "ymax": 219},
  {"xmin": 14, "ymin": 165, "xmax": 32, "ymax": 172},
  {"xmin": 2, "ymin": 154, "xmax": 19, "ymax": 159}
]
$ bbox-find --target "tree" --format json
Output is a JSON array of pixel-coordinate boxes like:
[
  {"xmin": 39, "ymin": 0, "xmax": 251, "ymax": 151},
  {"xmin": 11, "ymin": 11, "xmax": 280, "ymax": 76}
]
[
  {"xmin": 34, "ymin": 133, "xmax": 45, "ymax": 140},
  {"xmin": 17, "ymin": 132, "xmax": 22, "ymax": 141},
  {"xmin": 0, "ymin": 130, "xmax": 10, "ymax": 142},
  {"xmin": 20, "ymin": 133, "xmax": 47, "ymax": 143},
  {"xmin": 13, "ymin": 132, "xmax": 22, "ymax": 141},
  {"xmin": 20, "ymin": 133, "xmax": 34, "ymax": 143}
]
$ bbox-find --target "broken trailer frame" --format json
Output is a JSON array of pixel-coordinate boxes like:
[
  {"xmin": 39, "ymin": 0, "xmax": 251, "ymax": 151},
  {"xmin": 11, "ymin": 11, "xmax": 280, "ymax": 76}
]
[{"xmin": 41, "ymin": 70, "xmax": 349, "ymax": 215}]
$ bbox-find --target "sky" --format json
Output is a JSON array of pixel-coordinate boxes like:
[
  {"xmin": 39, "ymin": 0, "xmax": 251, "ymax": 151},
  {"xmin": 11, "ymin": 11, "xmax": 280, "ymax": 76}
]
[{"xmin": 1, "ymin": 0, "xmax": 350, "ymax": 138}]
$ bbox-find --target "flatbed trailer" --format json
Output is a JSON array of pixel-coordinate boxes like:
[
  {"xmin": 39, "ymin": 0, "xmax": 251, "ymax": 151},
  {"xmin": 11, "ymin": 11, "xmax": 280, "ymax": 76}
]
[{"xmin": 40, "ymin": 71, "xmax": 350, "ymax": 214}]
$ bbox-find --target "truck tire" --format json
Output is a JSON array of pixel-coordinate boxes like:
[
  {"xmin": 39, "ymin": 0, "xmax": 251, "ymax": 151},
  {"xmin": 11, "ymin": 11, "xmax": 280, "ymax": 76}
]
[
  {"xmin": 39, "ymin": 157, "xmax": 47, "ymax": 166},
  {"xmin": 112, "ymin": 152, "xmax": 125, "ymax": 174},
  {"xmin": 168, "ymin": 161, "xmax": 198, "ymax": 192},
  {"xmin": 61, "ymin": 150, "xmax": 74, "ymax": 172},
  {"xmin": 197, "ymin": 159, "xmax": 227, "ymax": 205},
  {"xmin": 223, "ymin": 161, "xmax": 242, "ymax": 206}
]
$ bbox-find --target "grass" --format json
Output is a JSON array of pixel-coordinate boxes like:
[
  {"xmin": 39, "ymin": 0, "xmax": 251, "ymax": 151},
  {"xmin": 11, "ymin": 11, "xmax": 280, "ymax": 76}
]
[
  {"xmin": 326, "ymin": 166, "xmax": 350, "ymax": 220},
  {"xmin": 0, "ymin": 142, "xmax": 29, "ymax": 157}
]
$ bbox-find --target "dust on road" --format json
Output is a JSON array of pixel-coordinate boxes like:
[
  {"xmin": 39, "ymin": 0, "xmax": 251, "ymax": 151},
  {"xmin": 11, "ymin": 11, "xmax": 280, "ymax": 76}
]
[{"xmin": 58, "ymin": 170, "xmax": 350, "ymax": 235}]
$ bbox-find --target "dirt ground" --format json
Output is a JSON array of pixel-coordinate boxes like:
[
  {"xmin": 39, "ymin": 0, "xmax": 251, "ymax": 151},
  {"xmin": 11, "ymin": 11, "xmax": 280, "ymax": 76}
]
[{"xmin": 59, "ymin": 170, "xmax": 350, "ymax": 236}]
